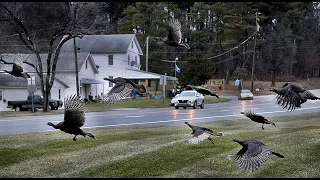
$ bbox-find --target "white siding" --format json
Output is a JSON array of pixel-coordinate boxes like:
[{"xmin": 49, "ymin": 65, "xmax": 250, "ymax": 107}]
[{"xmin": 127, "ymin": 39, "xmax": 142, "ymax": 70}]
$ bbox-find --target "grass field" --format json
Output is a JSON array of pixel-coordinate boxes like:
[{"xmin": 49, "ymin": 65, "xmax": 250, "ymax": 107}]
[
  {"xmin": 0, "ymin": 96, "xmax": 230, "ymax": 117},
  {"xmin": 0, "ymin": 111, "xmax": 319, "ymax": 178}
]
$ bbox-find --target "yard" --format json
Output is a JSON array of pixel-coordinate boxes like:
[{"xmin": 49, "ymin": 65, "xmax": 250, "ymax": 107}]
[{"xmin": 0, "ymin": 111, "xmax": 319, "ymax": 178}]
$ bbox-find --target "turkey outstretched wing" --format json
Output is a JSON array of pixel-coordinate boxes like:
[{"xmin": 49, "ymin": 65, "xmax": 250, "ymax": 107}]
[
  {"xmin": 275, "ymin": 88, "xmax": 302, "ymax": 111},
  {"xmin": 298, "ymin": 90, "xmax": 320, "ymax": 101},
  {"xmin": 188, "ymin": 129, "xmax": 210, "ymax": 144},
  {"xmin": 167, "ymin": 19, "xmax": 182, "ymax": 43},
  {"xmin": 235, "ymin": 143, "xmax": 272, "ymax": 172},
  {"xmin": 63, "ymin": 94, "xmax": 85, "ymax": 127},
  {"xmin": 108, "ymin": 82, "xmax": 126, "ymax": 94},
  {"xmin": 102, "ymin": 87, "xmax": 132, "ymax": 105},
  {"xmin": 122, "ymin": 78, "xmax": 146, "ymax": 93}
]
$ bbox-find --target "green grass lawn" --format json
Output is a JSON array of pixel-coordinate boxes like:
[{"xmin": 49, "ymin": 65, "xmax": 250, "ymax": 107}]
[
  {"xmin": 0, "ymin": 111, "xmax": 319, "ymax": 177},
  {"xmin": 0, "ymin": 96, "xmax": 230, "ymax": 117}
]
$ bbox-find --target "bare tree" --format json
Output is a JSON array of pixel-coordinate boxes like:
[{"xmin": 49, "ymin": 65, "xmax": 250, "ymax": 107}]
[{"xmin": 0, "ymin": 2, "xmax": 94, "ymax": 112}]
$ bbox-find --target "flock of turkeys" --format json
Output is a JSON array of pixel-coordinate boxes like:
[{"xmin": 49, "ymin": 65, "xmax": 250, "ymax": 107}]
[{"xmin": 1, "ymin": 18, "xmax": 319, "ymax": 174}]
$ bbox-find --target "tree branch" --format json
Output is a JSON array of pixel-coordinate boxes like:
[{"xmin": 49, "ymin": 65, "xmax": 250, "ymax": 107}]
[{"xmin": 49, "ymin": 34, "xmax": 83, "ymax": 87}]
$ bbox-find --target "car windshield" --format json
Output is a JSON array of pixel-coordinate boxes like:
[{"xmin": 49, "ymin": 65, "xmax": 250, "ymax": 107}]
[
  {"xmin": 180, "ymin": 91, "xmax": 195, "ymax": 97},
  {"xmin": 241, "ymin": 90, "xmax": 251, "ymax": 93}
]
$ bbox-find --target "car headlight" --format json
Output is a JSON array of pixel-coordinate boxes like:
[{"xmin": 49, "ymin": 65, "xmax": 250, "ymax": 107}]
[
  {"xmin": 188, "ymin": 100, "xmax": 193, "ymax": 104},
  {"xmin": 174, "ymin": 100, "xmax": 179, "ymax": 103}
]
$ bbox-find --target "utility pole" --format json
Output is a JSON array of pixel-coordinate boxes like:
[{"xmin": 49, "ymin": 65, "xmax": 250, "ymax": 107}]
[
  {"xmin": 146, "ymin": 36, "xmax": 149, "ymax": 72},
  {"xmin": 73, "ymin": 2, "xmax": 80, "ymax": 96},
  {"xmin": 251, "ymin": 12, "xmax": 259, "ymax": 93},
  {"xmin": 145, "ymin": 36, "xmax": 149, "ymax": 90}
]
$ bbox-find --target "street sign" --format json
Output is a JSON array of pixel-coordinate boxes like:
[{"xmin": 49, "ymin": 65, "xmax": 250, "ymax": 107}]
[
  {"xmin": 27, "ymin": 76, "xmax": 36, "ymax": 93},
  {"xmin": 208, "ymin": 79, "xmax": 224, "ymax": 86}
]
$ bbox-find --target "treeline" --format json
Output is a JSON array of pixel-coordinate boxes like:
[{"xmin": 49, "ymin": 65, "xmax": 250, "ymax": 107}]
[{"xmin": 1, "ymin": 2, "xmax": 319, "ymax": 85}]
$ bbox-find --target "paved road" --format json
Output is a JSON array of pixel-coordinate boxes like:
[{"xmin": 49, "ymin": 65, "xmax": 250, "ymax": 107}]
[{"xmin": 1, "ymin": 89, "xmax": 320, "ymax": 135}]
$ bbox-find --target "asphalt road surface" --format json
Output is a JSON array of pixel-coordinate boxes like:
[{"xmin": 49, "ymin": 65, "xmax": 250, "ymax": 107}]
[{"xmin": 1, "ymin": 89, "xmax": 320, "ymax": 135}]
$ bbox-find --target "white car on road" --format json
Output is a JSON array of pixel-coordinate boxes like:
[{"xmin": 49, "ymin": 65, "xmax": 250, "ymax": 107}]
[
  {"xmin": 238, "ymin": 89, "xmax": 254, "ymax": 100},
  {"xmin": 173, "ymin": 90, "xmax": 204, "ymax": 109}
]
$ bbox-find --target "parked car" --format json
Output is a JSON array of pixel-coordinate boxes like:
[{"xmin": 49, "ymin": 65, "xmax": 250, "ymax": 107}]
[
  {"xmin": 238, "ymin": 89, "xmax": 254, "ymax": 100},
  {"xmin": 7, "ymin": 95, "xmax": 63, "ymax": 112},
  {"xmin": 170, "ymin": 94, "xmax": 180, "ymax": 106},
  {"xmin": 173, "ymin": 90, "xmax": 204, "ymax": 109}
]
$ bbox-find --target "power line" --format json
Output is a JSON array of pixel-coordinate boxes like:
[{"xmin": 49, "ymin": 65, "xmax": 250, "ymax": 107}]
[{"xmin": 207, "ymin": 31, "xmax": 258, "ymax": 60}]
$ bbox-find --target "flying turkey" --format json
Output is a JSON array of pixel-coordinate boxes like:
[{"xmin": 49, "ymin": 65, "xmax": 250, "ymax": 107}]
[
  {"xmin": 103, "ymin": 77, "xmax": 146, "ymax": 104},
  {"xmin": 185, "ymin": 122, "xmax": 222, "ymax": 145},
  {"xmin": 155, "ymin": 19, "xmax": 190, "ymax": 49},
  {"xmin": 0, "ymin": 56, "xmax": 32, "ymax": 78},
  {"xmin": 269, "ymin": 83, "xmax": 320, "ymax": 111},
  {"xmin": 231, "ymin": 138, "xmax": 284, "ymax": 172},
  {"xmin": 186, "ymin": 84, "xmax": 219, "ymax": 99},
  {"xmin": 241, "ymin": 110, "xmax": 276, "ymax": 130},
  {"xmin": 47, "ymin": 94, "xmax": 95, "ymax": 141}
]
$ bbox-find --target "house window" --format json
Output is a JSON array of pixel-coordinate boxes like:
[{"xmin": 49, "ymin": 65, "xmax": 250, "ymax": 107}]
[
  {"xmin": 109, "ymin": 76, "xmax": 113, "ymax": 87},
  {"xmin": 108, "ymin": 55, "xmax": 113, "ymax": 65},
  {"xmin": 128, "ymin": 54, "xmax": 130, "ymax": 65},
  {"xmin": 0, "ymin": 89, "xmax": 2, "ymax": 100},
  {"xmin": 58, "ymin": 89, "xmax": 61, "ymax": 99},
  {"xmin": 148, "ymin": 80, "xmax": 152, "ymax": 87},
  {"xmin": 85, "ymin": 60, "xmax": 88, "ymax": 69}
]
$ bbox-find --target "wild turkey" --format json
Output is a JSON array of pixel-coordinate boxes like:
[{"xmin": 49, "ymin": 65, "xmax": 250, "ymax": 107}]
[
  {"xmin": 102, "ymin": 77, "xmax": 146, "ymax": 104},
  {"xmin": 186, "ymin": 84, "xmax": 219, "ymax": 99},
  {"xmin": 231, "ymin": 138, "xmax": 284, "ymax": 172},
  {"xmin": 47, "ymin": 94, "xmax": 95, "ymax": 141},
  {"xmin": 269, "ymin": 83, "xmax": 320, "ymax": 111},
  {"xmin": 0, "ymin": 56, "xmax": 32, "ymax": 78},
  {"xmin": 241, "ymin": 110, "xmax": 276, "ymax": 130},
  {"xmin": 185, "ymin": 122, "xmax": 222, "ymax": 145},
  {"xmin": 155, "ymin": 19, "xmax": 190, "ymax": 49}
]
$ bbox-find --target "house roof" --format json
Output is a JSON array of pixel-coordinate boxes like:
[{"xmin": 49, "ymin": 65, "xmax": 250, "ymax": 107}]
[
  {"xmin": 124, "ymin": 69, "xmax": 177, "ymax": 81},
  {"xmin": 0, "ymin": 73, "xmax": 69, "ymax": 88},
  {"xmin": 60, "ymin": 34, "xmax": 143, "ymax": 55},
  {"xmin": 0, "ymin": 52, "xmax": 97, "ymax": 73}
]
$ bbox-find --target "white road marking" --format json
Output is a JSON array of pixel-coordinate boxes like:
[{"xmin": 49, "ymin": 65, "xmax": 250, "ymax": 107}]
[
  {"xmin": 179, "ymin": 113, "xmax": 190, "ymax": 115},
  {"xmin": 250, "ymin": 108, "xmax": 259, "ymax": 110},
  {"xmin": 220, "ymin": 110, "xmax": 230, "ymax": 112},
  {"xmin": 126, "ymin": 115, "xmax": 143, "ymax": 118},
  {"xmin": 28, "ymin": 105, "xmax": 320, "ymax": 133}
]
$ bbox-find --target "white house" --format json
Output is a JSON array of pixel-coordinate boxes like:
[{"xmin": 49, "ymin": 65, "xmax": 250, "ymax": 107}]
[
  {"xmin": 60, "ymin": 34, "xmax": 176, "ymax": 98},
  {"xmin": 0, "ymin": 34, "xmax": 177, "ymax": 111}
]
